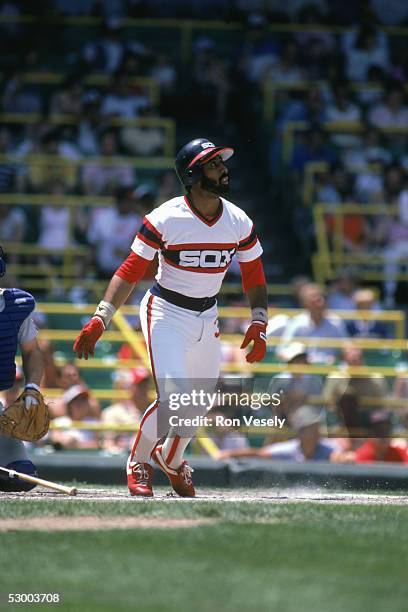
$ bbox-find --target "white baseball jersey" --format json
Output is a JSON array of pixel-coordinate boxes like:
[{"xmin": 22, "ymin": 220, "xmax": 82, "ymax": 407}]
[{"xmin": 131, "ymin": 196, "xmax": 263, "ymax": 297}]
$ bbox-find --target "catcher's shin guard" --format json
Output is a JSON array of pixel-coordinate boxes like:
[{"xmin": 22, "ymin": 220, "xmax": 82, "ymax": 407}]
[
  {"xmin": 151, "ymin": 445, "xmax": 195, "ymax": 498},
  {"xmin": 127, "ymin": 459, "xmax": 154, "ymax": 497},
  {"xmin": 0, "ymin": 460, "xmax": 37, "ymax": 492}
]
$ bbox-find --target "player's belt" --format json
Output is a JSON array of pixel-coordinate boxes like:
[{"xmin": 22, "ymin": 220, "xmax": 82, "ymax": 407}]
[{"xmin": 151, "ymin": 283, "xmax": 217, "ymax": 312}]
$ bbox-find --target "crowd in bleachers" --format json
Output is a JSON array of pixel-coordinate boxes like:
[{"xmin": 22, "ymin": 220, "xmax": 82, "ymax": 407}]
[{"xmin": 1, "ymin": 2, "xmax": 408, "ymax": 464}]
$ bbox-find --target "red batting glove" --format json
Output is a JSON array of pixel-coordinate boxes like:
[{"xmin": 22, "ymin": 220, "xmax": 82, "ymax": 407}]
[
  {"xmin": 240, "ymin": 321, "xmax": 267, "ymax": 363},
  {"xmin": 73, "ymin": 316, "xmax": 105, "ymax": 360}
]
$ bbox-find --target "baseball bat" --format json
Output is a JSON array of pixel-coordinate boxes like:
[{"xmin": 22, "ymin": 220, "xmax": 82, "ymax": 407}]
[{"xmin": 0, "ymin": 466, "xmax": 77, "ymax": 496}]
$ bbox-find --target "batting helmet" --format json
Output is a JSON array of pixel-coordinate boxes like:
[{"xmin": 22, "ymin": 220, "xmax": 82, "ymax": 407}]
[
  {"xmin": 175, "ymin": 138, "xmax": 234, "ymax": 188},
  {"xmin": 0, "ymin": 245, "xmax": 5, "ymax": 278}
]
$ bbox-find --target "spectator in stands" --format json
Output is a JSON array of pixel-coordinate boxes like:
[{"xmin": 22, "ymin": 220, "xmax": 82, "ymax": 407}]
[
  {"xmin": 150, "ymin": 52, "xmax": 177, "ymax": 94},
  {"xmin": 369, "ymin": 84, "xmax": 408, "ymax": 129},
  {"xmin": 155, "ymin": 171, "xmax": 179, "ymax": 205},
  {"xmin": 49, "ymin": 75, "xmax": 84, "ymax": 118},
  {"xmin": 25, "ymin": 129, "xmax": 78, "ymax": 192},
  {"xmin": 343, "ymin": 127, "xmax": 391, "ymax": 177},
  {"xmin": 268, "ymin": 342, "xmax": 324, "ymax": 418},
  {"xmin": 354, "ymin": 410, "xmax": 408, "ymax": 463},
  {"xmin": 342, "ymin": 24, "xmax": 390, "ymax": 81},
  {"xmin": 316, "ymin": 165, "xmax": 354, "ymax": 206},
  {"xmin": 327, "ymin": 268, "xmax": 359, "ymax": 310},
  {"xmin": 87, "ymin": 185, "xmax": 141, "ymax": 277},
  {"xmin": 208, "ymin": 407, "xmax": 251, "ymax": 453},
  {"xmin": 37, "ymin": 179, "xmax": 73, "ymax": 252},
  {"xmin": 218, "ymin": 405, "xmax": 339, "ymax": 461},
  {"xmin": 238, "ymin": 13, "xmax": 280, "ymax": 84},
  {"xmin": 101, "ymin": 72, "xmax": 150, "ymax": 119},
  {"xmin": 277, "ymin": 86, "xmax": 327, "ymax": 130},
  {"xmin": 323, "ymin": 344, "xmax": 387, "ymax": 433},
  {"xmin": 290, "ymin": 126, "xmax": 337, "ymax": 176},
  {"xmin": 0, "ymin": 203, "xmax": 26, "ymax": 245},
  {"xmin": 82, "ymin": 18, "xmax": 130, "ymax": 75},
  {"xmin": 82, "ymin": 129, "xmax": 134, "ymax": 195},
  {"xmin": 50, "ymin": 384, "xmax": 101, "ymax": 450},
  {"xmin": 45, "ymin": 361, "xmax": 100, "ymax": 418},
  {"xmin": 347, "ymin": 289, "xmax": 387, "ymax": 337},
  {"xmin": 262, "ymin": 40, "xmax": 304, "ymax": 84},
  {"xmin": 2, "ymin": 72, "xmax": 43, "ymax": 114},
  {"xmin": 326, "ymin": 82, "xmax": 362, "ymax": 148},
  {"xmin": 120, "ymin": 103, "xmax": 165, "ymax": 156},
  {"xmin": 192, "ymin": 37, "xmax": 230, "ymax": 124},
  {"xmin": 281, "ymin": 282, "xmax": 348, "ymax": 363},
  {"xmin": 77, "ymin": 91, "xmax": 104, "ymax": 156},
  {"xmin": 102, "ymin": 366, "xmax": 151, "ymax": 452}
]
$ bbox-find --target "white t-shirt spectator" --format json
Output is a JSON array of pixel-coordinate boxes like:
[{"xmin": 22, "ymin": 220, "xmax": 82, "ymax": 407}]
[
  {"xmin": 82, "ymin": 162, "xmax": 134, "ymax": 195},
  {"xmin": 342, "ymin": 30, "xmax": 390, "ymax": 81},
  {"xmin": 0, "ymin": 208, "xmax": 26, "ymax": 242},
  {"xmin": 369, "ymin": 103, "xmax": 408, "ymax": 129},
  {"xmin": 101, "ymin": 94, "xmax": 149, "ymax": 119},
  {"xmin": 38, "ymin": 206, "xmax": 71, "ymax": 250},
  {"xmin": 87, "ymin": 207, "xmax": 141, "ymax": 274}
]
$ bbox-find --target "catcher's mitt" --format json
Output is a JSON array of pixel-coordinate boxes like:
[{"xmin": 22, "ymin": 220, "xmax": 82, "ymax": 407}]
[{"xmin": 0, "ymin": 389, "xmax": 50, "ymax": 442}]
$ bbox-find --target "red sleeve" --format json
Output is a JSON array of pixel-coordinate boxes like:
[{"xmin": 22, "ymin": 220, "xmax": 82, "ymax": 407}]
[
  {"xmin": 239, "ymin": 256, "xmax": 266, "ymax": 292},
  {"xmin": 115, "ymin": 252, "xmax": 151, "ymax": 283}
]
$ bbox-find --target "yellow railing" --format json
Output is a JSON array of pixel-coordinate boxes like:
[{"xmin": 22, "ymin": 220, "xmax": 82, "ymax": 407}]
[
  {"xmin": 282, "ymin": 121, "xmax": 408, "ymax": 163},
  {"xmin": 303, "ymin": 161, "xmax": 385, "ymax": 206},
  {"xmin": 35, "ymin": 302, "xmax": 405, "ymax": 336},
  {"xmin": 1, "ymin": 15, "xmax": 408, "ymax": 63},
  {"xmin": 263, "ymin": 81, "xmax": 389, "ymax": 123},
  {"xmin": 312, "ymin": 203, "xmax": 408, "ymax": 286},
  {"xmin": 0, "ymin": 153, "xmax": 174, "ymax": 170},
  {"xmin": 0, "ymin": 112, "xmax": 175, "ymax": 157}
]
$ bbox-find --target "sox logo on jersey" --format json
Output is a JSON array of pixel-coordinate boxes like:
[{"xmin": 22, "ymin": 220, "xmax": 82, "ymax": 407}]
[{"xmin": 131, "ymin": 195, "xmax": 262, "ymax": 295}]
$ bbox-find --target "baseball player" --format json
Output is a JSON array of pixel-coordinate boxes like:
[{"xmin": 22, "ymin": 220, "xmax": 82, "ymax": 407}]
[
  {"xmin": 74, "ymin": 138, "xmax": 268, "ymax": 497},
  {"xmin": 0, "ymin": 246, "xmax": 44, "ymax": 491}
]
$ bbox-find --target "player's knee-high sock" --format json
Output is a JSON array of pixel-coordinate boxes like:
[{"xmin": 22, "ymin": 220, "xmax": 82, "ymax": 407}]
[
  {"xmin": 129, "ymin": 401, "xmax": 161, "ymax": 464},
  {"xmin": 161, "ymin": 435, "xmax": 192, "ymax": 469}
]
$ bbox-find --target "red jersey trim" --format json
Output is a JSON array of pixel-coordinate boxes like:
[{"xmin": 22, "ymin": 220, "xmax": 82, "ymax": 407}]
[
  {"xmin": 166, "ymin": 242, "xmax": 237, "ymax": 250},
  {"xmin": 136, "ymin": 232, "xmax": 161, "ymax": 250},
  {"xmin": 238, "ymin": 237, "xmax": 259, "ymax": 251},
  {"xmin": 143, "ymin": 217, "xmax": 162, "ymax": 239},
  {"xmin": 183, "ymin": 195, "xmax": 223, "ymax": 227},
  {"xmin": 163, "ymin": 256, "xmax": 232, "ymax": 274}
]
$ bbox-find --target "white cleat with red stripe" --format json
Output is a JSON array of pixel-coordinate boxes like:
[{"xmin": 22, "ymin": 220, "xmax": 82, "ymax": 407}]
[
  {"xmin": 151, "ymin": 445, "xmax": 195, "ymax": 498},
  {"xmin": 127, "ymin": 459, "xmax": 154, "ymax": 497}
]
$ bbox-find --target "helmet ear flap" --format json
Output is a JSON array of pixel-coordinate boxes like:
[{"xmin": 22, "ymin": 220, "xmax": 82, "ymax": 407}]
[{"xmin": 183, "ymin": 165, "xmax": 202, "ymax": 187}]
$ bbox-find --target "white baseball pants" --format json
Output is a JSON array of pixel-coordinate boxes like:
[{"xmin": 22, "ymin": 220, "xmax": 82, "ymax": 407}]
[{"xmin": 128, "ymin": 290, "xmax": 221, "ymax": 468}]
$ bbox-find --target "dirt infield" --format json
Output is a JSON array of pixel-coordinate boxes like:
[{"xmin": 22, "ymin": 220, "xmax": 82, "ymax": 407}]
[{"xmin": 1, "ymin": 487, "xmax": 408, "ymax": 505}]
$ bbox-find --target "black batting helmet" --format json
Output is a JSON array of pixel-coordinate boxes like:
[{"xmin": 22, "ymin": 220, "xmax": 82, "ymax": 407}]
[{"xmin": 175, "ymin": 138, "xmax": 234, "ymax": 188}]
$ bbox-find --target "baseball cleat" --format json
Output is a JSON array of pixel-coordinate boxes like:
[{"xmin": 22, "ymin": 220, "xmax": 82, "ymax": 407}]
[
  {"xmin": 151, "ymin": 445, "xmax": 195, "ymax": 498},
  {"xmin": 127, "ymin": 460, "xmax": 154, "ymax": 497}
]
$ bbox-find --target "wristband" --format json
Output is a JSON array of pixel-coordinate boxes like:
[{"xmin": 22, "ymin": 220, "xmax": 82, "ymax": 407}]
[
  {"xmin": 25, "ymin": 383, "xmax": 40, "ymax": 392},
  {"xmin": 94, "ymin": 300, "xmax": 116, "ymax": 327},
  {"xmin": 251, "ymin": 307, "xmax": 268, "ymax": 325}
]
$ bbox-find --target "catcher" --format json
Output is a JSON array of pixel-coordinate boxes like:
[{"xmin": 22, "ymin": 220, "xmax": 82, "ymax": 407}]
[{"xmin": 0, "ymin": 246, "xmax": 49, "ymax": 492}]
